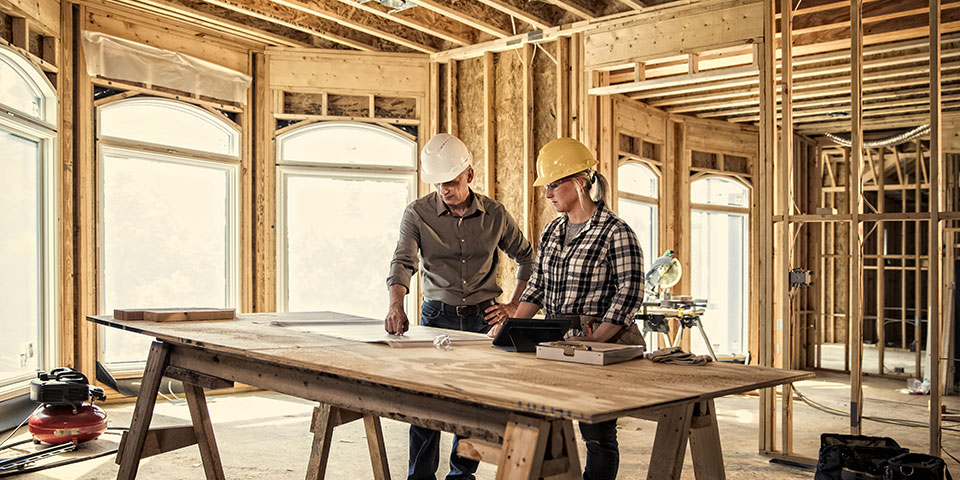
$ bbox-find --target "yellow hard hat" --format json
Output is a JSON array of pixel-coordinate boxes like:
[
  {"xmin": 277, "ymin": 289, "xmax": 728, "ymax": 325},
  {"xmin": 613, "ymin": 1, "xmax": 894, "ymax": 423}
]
[{"xmin": 533, "ymin": 137, "xmax": 598, "ymax": 187}]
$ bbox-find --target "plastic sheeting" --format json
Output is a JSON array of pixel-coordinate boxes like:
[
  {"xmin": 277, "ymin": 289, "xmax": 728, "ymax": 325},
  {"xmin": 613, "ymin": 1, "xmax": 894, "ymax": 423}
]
[{"xmin": 80, "ymin": 31, "xmax": 251, "ymax": 105}]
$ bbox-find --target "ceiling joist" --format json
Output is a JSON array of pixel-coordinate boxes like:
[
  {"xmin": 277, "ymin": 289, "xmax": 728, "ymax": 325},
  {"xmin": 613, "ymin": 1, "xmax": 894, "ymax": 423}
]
[{"xmin": 329, "ymin": 0, "xmax": 473, "ymax": 46}]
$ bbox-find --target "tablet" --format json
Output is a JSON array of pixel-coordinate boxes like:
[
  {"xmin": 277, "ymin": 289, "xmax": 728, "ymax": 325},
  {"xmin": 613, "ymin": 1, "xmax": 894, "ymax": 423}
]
[{"xmin": 491, "ymin": 318, "xmax": 579, "ymax": 353}]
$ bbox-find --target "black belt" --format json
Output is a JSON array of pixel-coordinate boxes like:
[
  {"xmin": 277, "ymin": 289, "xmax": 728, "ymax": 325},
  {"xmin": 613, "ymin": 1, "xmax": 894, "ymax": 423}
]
[{"xmin": 425, "ymin": 299, "xmax": 496, "ymax": 316}]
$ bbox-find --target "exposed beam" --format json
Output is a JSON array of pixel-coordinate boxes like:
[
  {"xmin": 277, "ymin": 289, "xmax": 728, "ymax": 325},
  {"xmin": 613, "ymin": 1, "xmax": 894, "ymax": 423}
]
[
  {"xmin": 541, "ymin": 0, "xmax": 594, "ymax": 19},
  {"xmin": 199, "ymin": 0, "xmax": 378, "ymax": 50},
  {"xmin": 328, "ymin": 0, "xmax": 471, "ymax": 46},
  {"xmin": 107, "ymin": 0, "xmax": 310, "ymax": 47},
  {"xmin": 475, "ymin": 0, "xmax": 551, "ymax": 30},
  {"xmin": 616, "ymin": 0, "xmax": 647, "ymax": 11},
  {"xmin": 271, "ymin": 0, "xmax": 438, "ymax": 53},
  {"xmin": 411, "ymin": 0, "xmax": 511, "ymax": 38}
]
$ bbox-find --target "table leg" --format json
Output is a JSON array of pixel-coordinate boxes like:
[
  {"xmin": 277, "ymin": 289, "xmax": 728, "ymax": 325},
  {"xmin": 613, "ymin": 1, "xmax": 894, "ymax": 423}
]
[
  {"xmin": 495, "ymin": 414, "xmax": 550, "ymax": 480},
  {"xmin": 305, "ymin": 405, "xmax": 336, "ymax": 480},
  {"xmin": 116, "ymin": 341, "xmax": 171, "ymax": 480},
  {"xmin": 362, "ymin": 414, "xmax": 390, "ymax": 480},
  {"xmin": 184, "ymin": 383, "xmax": 226, "ymax": 480},
  {"xmin": 647, "ymin": 403, "xmax": 694, "ymax": 480},
  {"xmin": 688, "ymin": 400, "xmax": 726, "ymax": 480}
]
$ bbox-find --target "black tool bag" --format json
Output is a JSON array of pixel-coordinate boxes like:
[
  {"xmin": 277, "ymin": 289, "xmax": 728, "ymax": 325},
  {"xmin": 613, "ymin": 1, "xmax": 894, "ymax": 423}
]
[
  {"xmin": 815, "ymin": 433, "xmax": 909, "ymax": 480},
  {"xmin": 883, "ymin": 453, "xmax": 953, "ymax": 480}
]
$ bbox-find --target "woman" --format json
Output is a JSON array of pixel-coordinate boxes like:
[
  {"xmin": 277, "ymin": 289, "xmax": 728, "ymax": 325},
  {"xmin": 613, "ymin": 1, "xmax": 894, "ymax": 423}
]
[{"xmin": 513, "ymin": 137, "xmax": 645, "ymax": 480}]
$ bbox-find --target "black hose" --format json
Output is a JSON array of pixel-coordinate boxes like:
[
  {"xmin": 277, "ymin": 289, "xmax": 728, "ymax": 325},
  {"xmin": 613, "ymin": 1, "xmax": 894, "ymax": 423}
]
[{"xmin": 0, "ymin": 448, "xmax": 117, "ymax": 478}]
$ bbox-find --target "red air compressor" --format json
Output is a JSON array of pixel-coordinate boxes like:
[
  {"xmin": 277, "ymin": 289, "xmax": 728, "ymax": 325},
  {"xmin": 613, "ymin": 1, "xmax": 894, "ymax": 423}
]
[{"xmin": 27, "ymin": 368, "xmax": 107, "ymax": 445}]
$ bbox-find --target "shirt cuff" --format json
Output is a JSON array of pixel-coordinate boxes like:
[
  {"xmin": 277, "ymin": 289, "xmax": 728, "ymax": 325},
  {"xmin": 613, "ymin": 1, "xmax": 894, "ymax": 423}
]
[
  {"xmin": 386, "ymin": 264, "xmax": 413, "ymax": 291},
  {"xmin": 515, "ymin": 263, "xmax": 534, "ymax": 281}
]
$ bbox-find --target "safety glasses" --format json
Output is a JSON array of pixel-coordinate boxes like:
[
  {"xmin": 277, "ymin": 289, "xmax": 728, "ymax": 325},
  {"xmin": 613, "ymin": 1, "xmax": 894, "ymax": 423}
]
[{"xmin": 544, "ymin": 177, "xmax": 574, "ymax": 191}]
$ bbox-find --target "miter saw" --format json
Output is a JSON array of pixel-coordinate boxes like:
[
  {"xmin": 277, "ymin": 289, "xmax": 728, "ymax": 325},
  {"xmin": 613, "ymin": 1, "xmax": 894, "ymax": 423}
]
[{"xmin": 635, "ymin": 250, "xmax": 717, "ymax": 361}]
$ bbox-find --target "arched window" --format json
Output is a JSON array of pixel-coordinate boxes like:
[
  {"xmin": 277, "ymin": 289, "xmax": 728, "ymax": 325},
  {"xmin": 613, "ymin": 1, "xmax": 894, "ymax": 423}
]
[
  {"xmin": 0, "ymin": 46, "xmax": 58, "ymax": 389},
  {"xmin": 97, "ymin": 98, "xmax": 240, "ymax": 370},
  {"xmin": 617, "ymin": 162, "xmax": 658, "ymax": 268},
  {"xmin": 690, "ymin": 176, "xmax": 750, "ymax": 357},
  {"xmin": 276, "ymin": 122, "xmax": 418, "ymax": 318}
]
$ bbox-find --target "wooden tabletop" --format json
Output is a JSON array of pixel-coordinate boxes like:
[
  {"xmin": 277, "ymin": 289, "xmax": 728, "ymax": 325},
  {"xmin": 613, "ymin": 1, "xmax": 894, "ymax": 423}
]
[{"xmin": 90, "ymin": 312, "xmax": 814, "ymax": 423}]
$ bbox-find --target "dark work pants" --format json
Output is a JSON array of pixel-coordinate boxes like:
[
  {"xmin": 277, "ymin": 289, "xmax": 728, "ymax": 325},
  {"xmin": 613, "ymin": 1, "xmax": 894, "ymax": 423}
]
[
  {"xmin": 408, "ymin": 301, "xmax": 492, "ymax": 480},
  {"xmin": 579, "ymin": 419, "xmax": 620, "ymax": 480}
]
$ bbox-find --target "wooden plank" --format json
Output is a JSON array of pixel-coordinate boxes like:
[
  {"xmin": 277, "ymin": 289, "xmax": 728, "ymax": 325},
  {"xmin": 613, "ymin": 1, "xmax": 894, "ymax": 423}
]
[
  {"xmin": 930, "ymin": 0, "xmax": 944, "ymax": 455},
  {"xmin": 849, "ymin": 0, "xmax": 864, "ymax": 436},
  {"xmin": 780, "ymin": 0, "xmax": 794, "ymax": 454},
  {"xmin": 184, "ymin": 384, "xmax": 226, "ymax": 480},
  {"xmin": 447, "ymin": 60, "xmax": 458, "ymax": 136},
  {"xmin": 557, "ymin": 37, "xmax": 570, "ymax": 138},
  {"xmin": 542, "ymin": 0, "xmax": 594, "ymax": 19},
  {"xmin": 688, "ymin": 400, "xmax": 725, "ymax": 479},
  {"xmin": 483, "ymin": 52, "xmax": 496, "ymax": 199},
  {"xmin": 584, "ymin": 1, "xmax": 763, "ymax": 70},
  {"xmin": 522, "ymin": 44, "xmax": 535, "ymax": 241},
  {"xmin": 57, "ymin": 0, "xmax": 75, "ymax": 371},
  {"xmin": 271, "ymin": 0, "xmax": 437, "ymax": 53},
  {"xmin": 647, "ymin": 403, "xmax": 694, "ymax": 479},
  {"xmin": 121, "ymin": 426, "xmax": 197, "ymax": 460},
  {"xmin": 116, "ymin": 342, "xmax": 170, "ymax": 480},
  {"xmin": 267, "ymin": 50, "xmax": 429, "ymax": 97},
  {"xmin": 12, "ymin": 16, "xmax": 28, "ymax": 52},
  {"xmin": 412, "ymin": 0, "xmax": 510, "ymax": 38},
  {"xmin": 363, "ymin": 415, "xmax": 390, "ymax": 480},
  {"xmin": 305, "ymin": 404, "xmax": 336, "ymax": 480},
  {"xmin": 457, "ymin": 438, "xmax": 503, "ymax": 464},
  {"xmin": 328, "ymin": 0, "xmax": 470, "ymax": 46},
  {"xmin": 496, "ymin": 414, "xmax": 550, "ymax": 480},
  {"xmin": 476, "ymin": 0, "xmax": 551, "ymax": 29},
  {"xmin": 757, "ymin": 0, "xmax": 777, "ymax": 453},
  {"xmin": 253, "ymin": 53, "xmax": 276, "ymax": 313},
  {"xmin": 0, "ymin": 0, "xmax": 58, "ymax": 36},
  {"xmin": 163, "ymin": 366, "xmax": 234, "ymax": 390}
]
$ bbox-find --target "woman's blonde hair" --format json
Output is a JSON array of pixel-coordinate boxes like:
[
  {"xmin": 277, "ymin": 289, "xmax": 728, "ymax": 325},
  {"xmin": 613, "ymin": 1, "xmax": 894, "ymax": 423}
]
[{"xmin": 571, "ymin": 169, "xmax": 609, "ymax": 206}]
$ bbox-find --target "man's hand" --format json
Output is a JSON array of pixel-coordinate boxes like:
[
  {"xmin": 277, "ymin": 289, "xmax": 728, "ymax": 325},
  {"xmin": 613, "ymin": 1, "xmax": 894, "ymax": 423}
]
[
  {"xmin": 484, "ymin": 302, "xmax": 517, "ymax": 325},
  {"xmin": 385, "ymin": 306, "xmax": 409, "ymax": 335}
]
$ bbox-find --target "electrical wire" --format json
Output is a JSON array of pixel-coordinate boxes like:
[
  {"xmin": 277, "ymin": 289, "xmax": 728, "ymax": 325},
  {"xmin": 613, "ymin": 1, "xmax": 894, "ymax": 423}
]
[
  {"xmin": 0, "ymin": 406, "xmax": 42, "ymax": 451},
  {"xmin": 792, "ymin": 385, "xmax": 960, "ymax": 436}
]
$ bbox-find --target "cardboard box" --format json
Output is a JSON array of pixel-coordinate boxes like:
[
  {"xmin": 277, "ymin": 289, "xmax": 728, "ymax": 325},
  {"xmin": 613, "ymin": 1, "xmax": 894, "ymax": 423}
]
[{"xmin": 536, "ymin": 341, "xmax": 645, "ymax": 366}]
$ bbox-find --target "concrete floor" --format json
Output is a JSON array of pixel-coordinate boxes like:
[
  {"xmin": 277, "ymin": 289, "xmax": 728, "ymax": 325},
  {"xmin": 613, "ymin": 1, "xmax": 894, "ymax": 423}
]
[{"xmin": 5, "ymin": 370, "xmax": 960, "ymax": 479}]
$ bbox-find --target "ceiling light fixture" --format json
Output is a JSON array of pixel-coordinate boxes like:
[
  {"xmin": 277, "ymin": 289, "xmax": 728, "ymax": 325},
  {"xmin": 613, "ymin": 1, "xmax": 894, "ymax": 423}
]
[{"xmin": 355, "ymin": 0, "xmax": 417, "ymax": 13}]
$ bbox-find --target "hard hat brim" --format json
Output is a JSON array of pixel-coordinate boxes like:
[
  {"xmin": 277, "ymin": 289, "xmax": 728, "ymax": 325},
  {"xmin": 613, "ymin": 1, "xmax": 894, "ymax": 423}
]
[{"xmin": 421, "ymin": 164, "xmax": 469, "ymax": 185}]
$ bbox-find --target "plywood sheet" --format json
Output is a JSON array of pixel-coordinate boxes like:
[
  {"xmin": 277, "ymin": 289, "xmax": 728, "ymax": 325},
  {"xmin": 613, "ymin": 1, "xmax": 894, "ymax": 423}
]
[
  {"xmin": 268, "ymin": 50, "xmax": 429, "ymax": 96},
  {"xmin": 91, "ymin": 313, "xmax": 814, "ymax": 423},
  {"xmin": 270, "ymin": 322, "xmax": 491, "ymax": 347}
]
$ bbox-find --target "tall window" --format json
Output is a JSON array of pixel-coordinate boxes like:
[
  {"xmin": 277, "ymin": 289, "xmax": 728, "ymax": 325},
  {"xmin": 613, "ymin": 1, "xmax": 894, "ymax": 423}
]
[
  {"xmin": 617, "ymin": 162, "xmax": 658, "ymax": 269},
  {"xmin": 690, "ymin": 176, "xmax": 750, "ymax": 357},
  {"xmin": 98, "ymin": 98, "xmax": 239, "ymax": 369},
  {"xmin": 276, "ymin": 122, "xmax": 417, "ymax": 318},
  {"xmin": 0, "ymin": 46, "xmax": 58, "ymax": 391}
]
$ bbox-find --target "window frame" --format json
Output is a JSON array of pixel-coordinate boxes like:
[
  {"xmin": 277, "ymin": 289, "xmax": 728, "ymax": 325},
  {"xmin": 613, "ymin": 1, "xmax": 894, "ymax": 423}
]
[
  {"xmin": 689, "ymin": 174, "xmax": 751, "ymax": 356},
  {"xmin": 0, "ymin": 46, "xmax": 59, "ymax": 393},
  {"xmin": 617, "ymin": 159, "xmax": 661, "ymax": 267},
  {"xmin": 274, "ymin": 122, "xmax": 418, "ymax": 315},
  {"xmin": 94, "ymin": 97, "xmax": 241, "ymax": 371}
]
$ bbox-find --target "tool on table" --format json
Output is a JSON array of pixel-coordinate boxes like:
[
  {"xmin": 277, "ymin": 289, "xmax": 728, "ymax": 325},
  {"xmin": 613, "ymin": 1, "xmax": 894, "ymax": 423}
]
[
  {"xmin": 536, "ymin": 340, "xmax": 644, "ymax": 366},
  {"xmin": 636, "ymin": 250, "xmax": 716, "ymax": 361}
]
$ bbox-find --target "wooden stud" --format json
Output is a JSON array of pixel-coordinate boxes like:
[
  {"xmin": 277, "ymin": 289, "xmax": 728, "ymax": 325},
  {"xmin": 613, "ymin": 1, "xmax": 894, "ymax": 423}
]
[
  {"xmin": 849, "ymin": 0, "xmax": 865, "ymax": 436},
  {"xmin": 447, "ymin": 60, "xmax": 458, "ymax": 136},
  {"xmin": 252, "ymin": 53, "xmax": 276, "ymax": 313},
  {"xmin": 557, "ymin": 37, "xmax": 570, "ymax": 138},
  {"xmin": 779, "ymin": 0, "xmax": 795, "ymax": 454},
  {"xmin": 11, "ymin": 17, "xmax": 29, "ymax": 49},
  {"xmin": 58, "ymin": 0, "xmax": 75, "ymax": 370},
  {"xmin": 522, "ymin": 44, "xmax": 535, "ymax": 241},
  {"xmin": 184, "ymin": 384, "xmax": 226, "ymax": 480},
  {"xmin": 758, "ymin": 0, "xmax": 777, "ymax": 453},
  {"xmin": 687, "ymin": 53, "xmax": 700, "ymax": 74},
  {"xmin": 930, "ymin": 0, "xmax": 944, "ymax": 455},
  {"xmin": 634, "ymin": 62, "xmax": 645, "ymax": 83},
  {"xmin": 484, "ymin": 52, "xmax": 496, "ymax": 199}
]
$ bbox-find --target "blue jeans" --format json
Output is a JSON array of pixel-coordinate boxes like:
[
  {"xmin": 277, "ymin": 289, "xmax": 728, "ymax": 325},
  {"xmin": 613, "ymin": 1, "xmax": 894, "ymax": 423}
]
[
  {"xmin": 408, "ymin": 301, "xmax": 492, "ymax": 480},
  {"xmin": 579, "ymin": 419, "xmax": 619, "ymax": 480}
]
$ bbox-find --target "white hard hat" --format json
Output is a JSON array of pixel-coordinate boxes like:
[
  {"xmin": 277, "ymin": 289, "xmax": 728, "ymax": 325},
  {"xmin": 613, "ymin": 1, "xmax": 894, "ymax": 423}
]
[{"xmin": 420, "ymin": 133, "xmax": 472, "ymax": 184}]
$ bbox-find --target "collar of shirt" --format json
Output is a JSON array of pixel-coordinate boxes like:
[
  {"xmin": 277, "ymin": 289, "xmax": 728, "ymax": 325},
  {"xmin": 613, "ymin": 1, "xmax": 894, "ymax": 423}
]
[{"xmin": 434, "ymin": 189, "xmax": 485, "ymax": 217}]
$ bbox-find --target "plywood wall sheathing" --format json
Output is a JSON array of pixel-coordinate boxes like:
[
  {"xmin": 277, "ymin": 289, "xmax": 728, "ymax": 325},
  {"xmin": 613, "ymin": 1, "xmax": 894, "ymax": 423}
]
[
  {"xmin": 456, "ymin": 56, "xmax": 484, "ymax": 195},
  {"xmin": 494, "ymin": 48, "xmax": 523, "ymax": 293}
]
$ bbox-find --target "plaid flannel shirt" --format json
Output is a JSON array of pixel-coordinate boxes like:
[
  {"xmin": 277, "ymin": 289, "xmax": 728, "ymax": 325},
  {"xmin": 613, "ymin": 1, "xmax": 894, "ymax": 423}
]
[{"xmin": 520, "ymin": 205, "xmax": 644, "ymax": 325}]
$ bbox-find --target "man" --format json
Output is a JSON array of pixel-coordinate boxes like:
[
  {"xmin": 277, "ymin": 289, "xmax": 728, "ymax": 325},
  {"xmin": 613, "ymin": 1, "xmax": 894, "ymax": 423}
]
[{"xmin": 385, "ymin": 133, "xmax": 534, "ymax": 480}]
